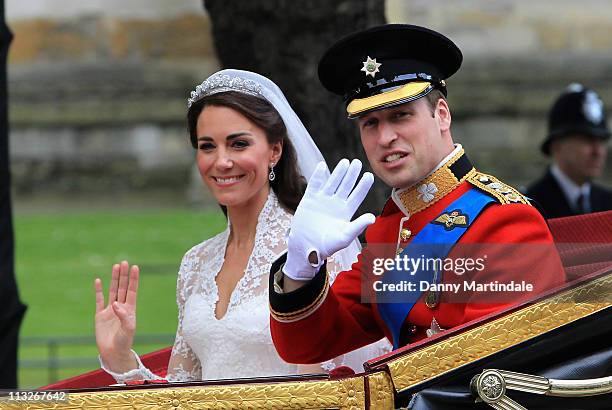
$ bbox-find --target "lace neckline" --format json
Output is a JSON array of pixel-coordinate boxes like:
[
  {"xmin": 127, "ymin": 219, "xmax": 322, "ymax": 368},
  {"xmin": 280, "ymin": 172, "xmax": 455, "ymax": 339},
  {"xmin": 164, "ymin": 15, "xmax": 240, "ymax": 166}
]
[{"xmin": 211, "ymin": 190, "xmax": 287, "ymax": 320}]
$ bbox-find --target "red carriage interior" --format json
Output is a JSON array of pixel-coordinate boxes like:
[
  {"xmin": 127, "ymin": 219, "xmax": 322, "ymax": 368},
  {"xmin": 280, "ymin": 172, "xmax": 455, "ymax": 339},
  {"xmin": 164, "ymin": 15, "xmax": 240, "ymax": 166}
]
[{"xmin": 40, "ymin": 210, "xmax": 612, "ymax": 390}]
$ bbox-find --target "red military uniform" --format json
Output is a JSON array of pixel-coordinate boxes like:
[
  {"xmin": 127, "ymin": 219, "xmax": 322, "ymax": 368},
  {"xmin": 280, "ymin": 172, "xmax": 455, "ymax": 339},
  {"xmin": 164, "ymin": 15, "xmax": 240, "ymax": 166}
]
[{"xmin": 269, "ymin": 148, "xmax": 566, "ymax": 363}]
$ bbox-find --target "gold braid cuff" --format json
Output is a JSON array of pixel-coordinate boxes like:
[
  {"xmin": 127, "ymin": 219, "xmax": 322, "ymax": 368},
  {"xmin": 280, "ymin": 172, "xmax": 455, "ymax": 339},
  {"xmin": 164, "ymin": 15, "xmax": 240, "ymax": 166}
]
[{"xmin": 270, "ymin": 270, "xmax": 330, "ymax": 323}]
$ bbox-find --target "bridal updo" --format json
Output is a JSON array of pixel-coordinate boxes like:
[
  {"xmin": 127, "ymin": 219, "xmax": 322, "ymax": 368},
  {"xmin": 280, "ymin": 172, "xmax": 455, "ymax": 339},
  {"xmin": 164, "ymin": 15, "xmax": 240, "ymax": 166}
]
[{"xmin": 187, "ymin": 91, "xmax": 306, "ymax": 213}]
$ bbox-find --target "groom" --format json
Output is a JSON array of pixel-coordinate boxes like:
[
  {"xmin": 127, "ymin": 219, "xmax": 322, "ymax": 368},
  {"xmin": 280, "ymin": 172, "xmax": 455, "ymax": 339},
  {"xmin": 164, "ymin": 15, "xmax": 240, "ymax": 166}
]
[{"xmin": 268, "ymin": 24, "xmax": 565, "ymax": 361}]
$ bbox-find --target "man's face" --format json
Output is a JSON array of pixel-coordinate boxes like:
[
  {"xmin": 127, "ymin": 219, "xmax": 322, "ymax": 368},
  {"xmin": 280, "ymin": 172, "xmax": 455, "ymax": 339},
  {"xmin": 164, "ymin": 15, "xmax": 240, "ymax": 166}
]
[
  {"xmin": 357, "ymin": 97, "xmax": 453, "ymax": 189},
  {"xmin": 552, "ymin": 134, "xmax": 608, "ymax": 185}
]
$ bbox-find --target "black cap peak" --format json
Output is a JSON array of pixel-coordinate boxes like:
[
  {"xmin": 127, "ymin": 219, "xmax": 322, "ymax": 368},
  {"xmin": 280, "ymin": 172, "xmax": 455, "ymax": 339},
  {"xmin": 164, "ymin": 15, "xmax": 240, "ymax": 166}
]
[{"xmin": 318, "ymin": 24, "xmax": 462, "ymax": 118}]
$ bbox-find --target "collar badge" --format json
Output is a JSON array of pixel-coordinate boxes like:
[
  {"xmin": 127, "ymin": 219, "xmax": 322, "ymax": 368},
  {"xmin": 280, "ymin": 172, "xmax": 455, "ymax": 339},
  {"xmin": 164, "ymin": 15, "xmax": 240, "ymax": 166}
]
[{"xmin": 417, "ymin": 182, "xmax": 438, "ymax": 203}]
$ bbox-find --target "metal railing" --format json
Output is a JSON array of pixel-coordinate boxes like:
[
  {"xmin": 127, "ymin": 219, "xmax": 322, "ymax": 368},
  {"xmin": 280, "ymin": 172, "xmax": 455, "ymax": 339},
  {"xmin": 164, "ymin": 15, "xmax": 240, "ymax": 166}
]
[{"xmin": 20, "ymin": 334, "xmax": 174, "ymax": 385}]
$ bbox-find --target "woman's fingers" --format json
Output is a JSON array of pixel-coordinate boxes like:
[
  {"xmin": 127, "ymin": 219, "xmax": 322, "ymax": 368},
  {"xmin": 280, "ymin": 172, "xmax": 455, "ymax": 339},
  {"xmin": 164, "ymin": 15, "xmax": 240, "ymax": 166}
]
[
  {"xmin": 112, "ymin": 301, "xmax": 136, "ymax": 332},
  {"xmin": 108, "ymin": 263, "xmax": 120, "ymax": 304},
  {"xmin": 103, "ymin": 261, "xmax": 138, "ymax": 312},
  {"xmin": 94, "ymin": 278, "xmax": 105, "ymax": 313},
  {"xmin": 117, "ymin": 261, "xmax": 130, "ymax": 304},
  {"xmin": 111, "ymin": 301, "xmax": 127, "ymax": 324},
  {"xmin": 125, "ymin": 265, "xmax": 139, "ymax": 308}
]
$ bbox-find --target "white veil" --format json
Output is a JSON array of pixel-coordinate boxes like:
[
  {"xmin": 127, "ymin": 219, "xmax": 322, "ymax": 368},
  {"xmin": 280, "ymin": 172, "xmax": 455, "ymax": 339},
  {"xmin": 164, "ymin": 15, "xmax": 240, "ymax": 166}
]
[
  {"xmin": 188, "ymin": 69, "xmax": 392, "ymax": 371},
  {"xmin": 188, "ymin": 69, "xmax": 362, "ymax": 269}
]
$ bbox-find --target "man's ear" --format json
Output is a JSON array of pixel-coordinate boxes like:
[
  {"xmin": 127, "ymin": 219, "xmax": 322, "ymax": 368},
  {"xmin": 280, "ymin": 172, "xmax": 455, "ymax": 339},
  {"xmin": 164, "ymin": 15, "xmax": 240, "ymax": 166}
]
[{"xmin": 435, "ymin": 98, "xmax": 451, "ymax": 132}]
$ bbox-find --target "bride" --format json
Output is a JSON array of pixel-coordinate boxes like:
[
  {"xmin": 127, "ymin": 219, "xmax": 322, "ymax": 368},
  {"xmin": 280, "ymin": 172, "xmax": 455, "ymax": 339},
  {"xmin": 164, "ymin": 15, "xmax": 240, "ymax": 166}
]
[{"xmin": 93, "ymin": 69, "xmax": 391, "ymax": 382}]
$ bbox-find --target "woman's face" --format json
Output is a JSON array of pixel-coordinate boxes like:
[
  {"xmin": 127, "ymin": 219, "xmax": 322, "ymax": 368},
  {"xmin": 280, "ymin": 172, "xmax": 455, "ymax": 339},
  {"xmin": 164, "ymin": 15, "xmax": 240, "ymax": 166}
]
[{"xmin": 195, "ymin": 105, "xmax": 282, "ymax": 208}]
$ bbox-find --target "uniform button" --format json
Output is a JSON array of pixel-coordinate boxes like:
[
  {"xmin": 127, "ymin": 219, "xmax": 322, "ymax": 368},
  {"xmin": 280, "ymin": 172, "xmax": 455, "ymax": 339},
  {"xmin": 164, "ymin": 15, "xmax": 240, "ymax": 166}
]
[
  {"xmin": 348, "ymin": 389, "xmax": 355, "ymax": 397},
  {"xmin": 400, "ymin": 229, "xmax": 412, "ymax": 241}
]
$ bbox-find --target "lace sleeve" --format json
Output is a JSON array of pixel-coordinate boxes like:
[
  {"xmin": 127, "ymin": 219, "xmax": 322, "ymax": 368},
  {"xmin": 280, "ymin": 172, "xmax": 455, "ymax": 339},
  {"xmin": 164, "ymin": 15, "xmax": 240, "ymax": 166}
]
[
  {"xmin": 99, "ymin": 253, "xmax": 202, "ymax": 383},
  {"xmin": 165, "ymin": 252, "xmax": 202, "ymax": 381}
]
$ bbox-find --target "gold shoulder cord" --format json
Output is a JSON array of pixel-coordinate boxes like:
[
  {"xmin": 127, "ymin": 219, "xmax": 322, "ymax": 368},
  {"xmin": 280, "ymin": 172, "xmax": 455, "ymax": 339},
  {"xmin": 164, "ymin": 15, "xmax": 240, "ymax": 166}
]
[{"xmin": 467, "ymin": 172, "xmax": 530, "ymax": 205}]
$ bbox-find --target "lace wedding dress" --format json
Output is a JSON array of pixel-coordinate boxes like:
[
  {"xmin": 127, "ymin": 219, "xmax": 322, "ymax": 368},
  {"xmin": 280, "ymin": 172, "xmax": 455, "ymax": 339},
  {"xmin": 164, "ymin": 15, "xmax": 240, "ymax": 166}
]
[{"xmin": 101, "ymin": 191, "xmax": 391, "ymax": 382}]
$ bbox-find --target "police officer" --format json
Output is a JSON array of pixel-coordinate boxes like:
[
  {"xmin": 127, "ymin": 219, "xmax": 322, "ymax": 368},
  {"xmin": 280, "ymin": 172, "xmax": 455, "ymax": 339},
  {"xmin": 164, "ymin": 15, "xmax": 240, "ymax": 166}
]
[
  {"xmin": 526, "ymin": 84, "xmax": 612, "ymax": 218},
  {"xmin": 268, "ymin": 24, "xmax": 565, "ymax": 361}
]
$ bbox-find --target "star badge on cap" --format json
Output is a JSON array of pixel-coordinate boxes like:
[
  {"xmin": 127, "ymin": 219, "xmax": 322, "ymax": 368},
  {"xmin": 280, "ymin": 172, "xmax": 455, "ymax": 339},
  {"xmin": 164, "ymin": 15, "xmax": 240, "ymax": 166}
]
[{"xmin": 361, "ymin": 56, "xmax": 381, "ymax": 78}]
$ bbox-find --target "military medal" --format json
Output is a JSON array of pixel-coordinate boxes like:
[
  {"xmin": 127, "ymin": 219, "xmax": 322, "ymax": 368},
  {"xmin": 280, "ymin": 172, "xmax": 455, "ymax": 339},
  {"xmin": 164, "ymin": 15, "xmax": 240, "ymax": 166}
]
[
  {"xmin": 425, "ymin": 266, "xmax": 440, "ymax": 309},
  {"xmin": 426, "ymin": 317, "xmax": 444, "ymax": 337},
  {"xmin": 425, "ymin": 289, "xmax": 440, "ymax": 309}
]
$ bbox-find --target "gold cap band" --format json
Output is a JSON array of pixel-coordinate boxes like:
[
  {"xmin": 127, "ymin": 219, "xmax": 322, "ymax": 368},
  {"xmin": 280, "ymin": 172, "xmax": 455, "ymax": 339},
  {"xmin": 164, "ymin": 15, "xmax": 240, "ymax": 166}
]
[{"xmin": 347, "ymin": 81, "xmax": 433, "ymax": 118}]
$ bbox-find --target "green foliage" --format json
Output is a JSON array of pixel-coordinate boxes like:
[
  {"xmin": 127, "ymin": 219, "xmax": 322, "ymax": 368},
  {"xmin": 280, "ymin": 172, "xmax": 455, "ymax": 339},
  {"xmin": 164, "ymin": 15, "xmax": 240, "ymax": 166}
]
[{"xmin": 14, "ymin": 208, "xmax": 227, "ymax": 388}]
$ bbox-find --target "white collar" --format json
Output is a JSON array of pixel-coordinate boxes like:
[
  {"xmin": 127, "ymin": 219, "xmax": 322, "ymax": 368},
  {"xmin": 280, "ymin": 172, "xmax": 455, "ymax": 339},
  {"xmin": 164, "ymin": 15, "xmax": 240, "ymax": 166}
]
[{"xmin": 550, "ymin": 164, "xmax": 590, "ymax": 206}]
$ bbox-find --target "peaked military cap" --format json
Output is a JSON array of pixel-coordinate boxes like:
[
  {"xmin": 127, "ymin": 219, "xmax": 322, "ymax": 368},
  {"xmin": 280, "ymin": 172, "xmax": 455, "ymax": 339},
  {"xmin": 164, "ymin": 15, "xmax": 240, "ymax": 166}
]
[
  {"xmin": 318, "ymin": 24, "xmax": 463, "ymax": 118},
  {"xmin": 542, "ymin": 83, "xmax": 611, "ymax": 155}
]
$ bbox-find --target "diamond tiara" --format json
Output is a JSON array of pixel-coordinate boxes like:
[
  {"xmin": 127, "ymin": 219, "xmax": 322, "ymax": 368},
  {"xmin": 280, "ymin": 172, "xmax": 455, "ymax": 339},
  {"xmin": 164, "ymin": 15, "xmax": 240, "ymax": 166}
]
[{"xmin": 187, "ymin": 74, "xmax": 265, "ymax": 108}]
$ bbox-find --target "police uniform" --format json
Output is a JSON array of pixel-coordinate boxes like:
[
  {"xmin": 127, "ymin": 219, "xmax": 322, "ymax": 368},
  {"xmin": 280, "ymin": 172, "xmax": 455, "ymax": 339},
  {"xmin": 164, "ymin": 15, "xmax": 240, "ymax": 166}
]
[
  {"xmin": 526, "ymin": 84, "xmax": 612, "ymax": 218},
  {"xmin": 268, "ymin": 24, "xmax": 566, "ymax": 363}
]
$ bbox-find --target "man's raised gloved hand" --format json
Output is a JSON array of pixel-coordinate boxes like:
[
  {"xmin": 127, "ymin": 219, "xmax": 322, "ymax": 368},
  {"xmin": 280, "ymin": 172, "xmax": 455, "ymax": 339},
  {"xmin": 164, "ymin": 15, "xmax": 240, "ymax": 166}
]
[{"xmin": 283, "ymin": 159, "xmax": 376, "ymax": 281}]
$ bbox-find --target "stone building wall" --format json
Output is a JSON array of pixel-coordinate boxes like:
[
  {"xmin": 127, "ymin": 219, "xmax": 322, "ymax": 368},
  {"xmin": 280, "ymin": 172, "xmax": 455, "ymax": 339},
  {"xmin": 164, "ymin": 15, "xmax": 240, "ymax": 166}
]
[
  {"xmin": 387, "ymin": 0, "xmax": 612, "ymax": 187},
  {"xmin": 7, "ymin": 0, "xmax": 612, "ymax": 208},
  {"xmin": 7, "ymin": 0, "xmax": 220, "ymax": 205}
]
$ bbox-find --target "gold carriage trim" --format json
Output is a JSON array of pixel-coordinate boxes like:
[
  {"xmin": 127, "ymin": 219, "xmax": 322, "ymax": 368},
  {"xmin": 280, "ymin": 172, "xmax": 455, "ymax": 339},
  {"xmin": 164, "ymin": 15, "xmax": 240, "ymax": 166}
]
[
  {"xmin": 384, "ymin": 272, "xmax": 612, "ymax": 392},
  {"xmin": 396, "ymin": 147, "xmax": 476, "ymax": 215},
  {"xmin": 467, "ymin": 171, "xmax": 530, "ymax": 205},
  {"xmin": 2, "ymin": 376, "xmax": 371, "ymax": 410},
  {"xmin": 269, "ymin": 271, "xmax": 330, "ymax": 323},
  {"xmin": 366, "ymin": 370, "xmax": 396, "ymax": 409}
]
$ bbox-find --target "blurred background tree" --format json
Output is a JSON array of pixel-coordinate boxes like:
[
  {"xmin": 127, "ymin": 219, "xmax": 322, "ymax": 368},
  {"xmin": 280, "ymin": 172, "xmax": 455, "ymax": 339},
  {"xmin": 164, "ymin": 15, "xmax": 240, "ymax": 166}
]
[{"xmin": 204, "ymin": 0, "xmax": 388, "ymax": 212}]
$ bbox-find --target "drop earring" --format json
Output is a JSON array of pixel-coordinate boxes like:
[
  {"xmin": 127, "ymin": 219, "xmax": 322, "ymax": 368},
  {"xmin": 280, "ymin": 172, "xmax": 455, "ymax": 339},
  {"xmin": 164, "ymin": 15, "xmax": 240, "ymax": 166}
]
[{"xmin": 268, "ymin": 164, "xmax": 276, "ymax": 181}]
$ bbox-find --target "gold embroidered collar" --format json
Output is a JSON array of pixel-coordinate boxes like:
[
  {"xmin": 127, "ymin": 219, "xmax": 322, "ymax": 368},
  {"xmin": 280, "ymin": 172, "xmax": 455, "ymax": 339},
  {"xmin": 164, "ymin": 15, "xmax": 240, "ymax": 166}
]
[{"xmin": 392, "ymin": 147, "xmax": 475, "ymax": 216}]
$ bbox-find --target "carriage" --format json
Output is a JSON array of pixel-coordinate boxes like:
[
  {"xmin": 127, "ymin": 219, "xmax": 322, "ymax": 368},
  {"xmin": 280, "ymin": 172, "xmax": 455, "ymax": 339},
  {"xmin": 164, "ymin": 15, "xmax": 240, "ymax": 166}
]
[{"xmin": 2, "ymin": 211, "xmax": 611, "ymax": 409}]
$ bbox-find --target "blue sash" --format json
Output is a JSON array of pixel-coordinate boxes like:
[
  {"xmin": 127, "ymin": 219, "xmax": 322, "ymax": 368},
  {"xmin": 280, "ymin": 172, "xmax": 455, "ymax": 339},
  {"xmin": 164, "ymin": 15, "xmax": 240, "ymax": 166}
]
[{"xmin": 376, "ymin": 188, "xmax": 495, "ymax": 348}]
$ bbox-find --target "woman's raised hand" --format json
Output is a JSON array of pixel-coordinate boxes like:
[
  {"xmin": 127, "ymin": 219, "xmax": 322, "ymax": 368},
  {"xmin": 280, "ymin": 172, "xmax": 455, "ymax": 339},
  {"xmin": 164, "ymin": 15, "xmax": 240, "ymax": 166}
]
[{"xmin": 94, "ymin": 261, "xmax": 140, "ymax": 373}]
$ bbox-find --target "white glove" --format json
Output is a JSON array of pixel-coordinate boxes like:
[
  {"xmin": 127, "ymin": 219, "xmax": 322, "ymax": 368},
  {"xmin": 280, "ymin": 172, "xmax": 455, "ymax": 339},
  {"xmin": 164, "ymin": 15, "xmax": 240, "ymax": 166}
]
[{"xmin": 283, "ymin": 159, "xmax": 376, "ymax": 281}]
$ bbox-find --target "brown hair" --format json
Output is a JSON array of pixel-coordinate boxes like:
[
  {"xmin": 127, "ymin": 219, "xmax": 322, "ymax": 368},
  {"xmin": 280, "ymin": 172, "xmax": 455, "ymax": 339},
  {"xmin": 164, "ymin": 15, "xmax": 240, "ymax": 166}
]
[
  {"xmin": 424, "ymin": 89, "xmax": 447, "ymax": 117},
  {"xmin": 187, "ymin": 91, "xmax": 306, "ymax": 213}
]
